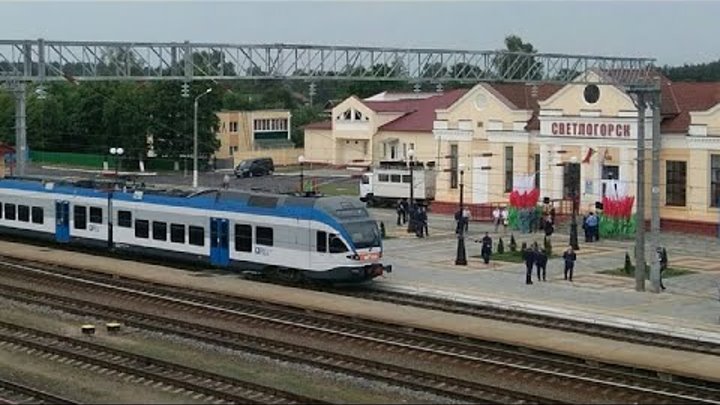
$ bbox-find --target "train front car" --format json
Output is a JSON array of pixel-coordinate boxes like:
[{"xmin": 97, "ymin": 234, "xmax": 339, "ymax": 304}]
[{"xmin": 315, "ymin": 197, "xmax": 391, "ymax": 282}]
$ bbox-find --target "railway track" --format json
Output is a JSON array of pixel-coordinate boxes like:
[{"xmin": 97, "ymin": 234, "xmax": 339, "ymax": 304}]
[
  {"xmin": 0, "ymin": 377, "xmax": 77, "ymax": 405},
  {"xmin": 0, "ymin": 320, "xmax": 322, "ymax": 405},
  {"xmin": 1, "ymin": 260, "xmax": 719, "ymax": 404},
  {"xmin": 333, "ymin": 285, "xmax": 720, "ymax": 356}
]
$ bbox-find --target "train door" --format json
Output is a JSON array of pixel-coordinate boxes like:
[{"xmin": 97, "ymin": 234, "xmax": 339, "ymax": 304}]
[
  {"xmin": 210, "ymin": 217, "xmax": 230, "ymax": 266},
  {"xmin": 55, "ymin": 200, "xmax": 70, "ymax": 243}
]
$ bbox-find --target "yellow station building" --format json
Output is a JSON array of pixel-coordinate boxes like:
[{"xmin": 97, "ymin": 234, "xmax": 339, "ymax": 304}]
[{"xmin": 303, "ymin": 71, "xmax": 720, "ymax": 234}]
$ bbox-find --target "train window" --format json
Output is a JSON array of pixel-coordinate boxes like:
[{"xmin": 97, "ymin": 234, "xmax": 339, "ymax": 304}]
[
  {"xmin": 135, "ymin": 219, "xmax": 149, "ymax": 238},
  {"xmin": 402, "ymin": 175, "xmax": 411, "ymax": 183},
  {"xmin": 152, "ymin": 221, "xmax": 167, "ymax": 241},
  {"xmin": 73, "ymin": 205, "xmax": 87, "ymax": 229},
  {"xmin": 31, "ymin": 207, "xmax": 44, "ymax": 224},
  {"xmin": 118, "ymin": 211, "xmax": 132, "ymax": 228},
  {"xmin": 189, "ymin": 226, "xmax": 204, "ymax": 246},
  {"xmin": 4, "ymin": 203, "xmax": 15, "ymax": 220},
  {"xmin": 378, "ymin": 174, "xmax": 389, "ymax": 182},
  {"xmin": 329, "ymin": 234, "xmax": 348, "ymax": 253},
  {"xmin": 18, "ymin": 205, "xmax": 30, "ymax": 222},
  {"xmin": 316, "ymin": 231, "xmax": 327, "ymax": 253},
  {"xmin": 235, "ymin": 224, "xmax": 252, "ymax": 252},
  {"xmin": 0, "ymin": 201, "xmax": 3, "ymax": 218},
  {"xmin": 170, "ymin": 224, "xmax": 185, "ymax": 243},
  {"xmin": 256, "ymin": 226, "xmax": 274, "ymax": 246},
  {"xmin": 390, "ymin": 174, "xmax": 401, "ymax": 183},
  {"xmin": 89, "ymin": 207, "xmax": 103, "ymax": 224}
]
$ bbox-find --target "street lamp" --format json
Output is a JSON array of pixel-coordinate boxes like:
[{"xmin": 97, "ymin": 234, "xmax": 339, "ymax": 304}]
[
  {"xmin": 298, "ymin": 155, "xmax": 305, "ymax": 194},
  {"xmin": 455, "ymin": 163, "xmax": 467, "ymax": 265},
  {"xmin": 109, "ymin": 147, "xmax": 124, "ymax": 178},
  {"xmin": 108, "ymin": 147, "xmax": 124, "ymax": 250},
  {"xmin": 193, "ymin": 88, "xmax": 213, "ymax": 189},
  {"xmin": 406, "ymin": 148, "xmax": 416, "ymax": 233}
]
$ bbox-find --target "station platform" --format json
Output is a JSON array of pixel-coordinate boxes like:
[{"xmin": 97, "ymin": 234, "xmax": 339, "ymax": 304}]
[{"xmin": 0, "ymin": 239, "xmax": 718, "ymax": 384}]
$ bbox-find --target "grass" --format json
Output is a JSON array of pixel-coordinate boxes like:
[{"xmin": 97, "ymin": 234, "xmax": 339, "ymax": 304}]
[
  {"xmin": 316, "ymin": 181, "xmax": 359, "ymax": 196},
  {"xmin": 471, "ymin": 250, "xmax": 558, "ymax": 263},
  {"xmin": 599, "ymin": 267, "xmax": 696, "ymax": 279}
]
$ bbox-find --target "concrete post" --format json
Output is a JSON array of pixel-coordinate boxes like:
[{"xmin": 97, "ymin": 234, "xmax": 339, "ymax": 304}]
[
  {"xmin": 649, "ymin": 90, "xmax": 662, "ymax": 293},
  {"xmin": 635, "ymin": 92, "xmax": 646, "ymax": 292},
  {"xmin": 14, "ymin": 83, "xmax": 27, "ymax": 177}
]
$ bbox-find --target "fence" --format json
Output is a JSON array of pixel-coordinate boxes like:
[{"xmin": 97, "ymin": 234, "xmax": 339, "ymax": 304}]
[
  {"xmin": 28, "ymin": 151, "xmax": 209, "ymax": 172},
  {"xmin": 233, "ymin": 147, "xmax": 304, "ymax": 167}
]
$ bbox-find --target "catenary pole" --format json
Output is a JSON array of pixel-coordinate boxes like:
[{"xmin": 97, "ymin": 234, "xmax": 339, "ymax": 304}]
[
  {"xmin": 649, "ymin": 89, "xmax": 662, "ymax": 293},
  {"xmin": 634, "ymin": 92, "xmax": 646, "ymax": 292}
]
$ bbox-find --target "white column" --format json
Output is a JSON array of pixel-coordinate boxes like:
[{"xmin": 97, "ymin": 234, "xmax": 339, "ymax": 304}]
[
  {"xmin": 594, "ymin": 148, "xmax": 603, "ymax": 202},
  {"xmin": 551, "ymin": 145, "xmax": 564, "ymax": 199},
  {"xmin": 539, "ymin": 143, "xmax": 550, "ymax": 198}
]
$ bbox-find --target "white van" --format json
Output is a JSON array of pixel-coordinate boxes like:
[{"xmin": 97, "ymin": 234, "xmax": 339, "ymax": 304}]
[{"xmin": 360, "ymin": 163, "xmax": 436, "ymax": 207}]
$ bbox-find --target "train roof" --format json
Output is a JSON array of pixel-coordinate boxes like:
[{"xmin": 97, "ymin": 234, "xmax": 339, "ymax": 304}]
[{"xmin": 0, "ymin": 177, "xmax": 370, "ymax": 222}]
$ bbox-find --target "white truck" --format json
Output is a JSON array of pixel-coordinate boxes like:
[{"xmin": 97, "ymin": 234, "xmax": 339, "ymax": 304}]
[{"xmin": 359, "ymin": 162, "xmax": 437, "ymax": 207}]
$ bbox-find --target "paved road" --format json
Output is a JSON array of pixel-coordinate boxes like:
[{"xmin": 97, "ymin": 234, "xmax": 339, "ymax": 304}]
[
  {"xmin": 22, "ymin": 164, "xmax": 357, "ymax": 195},
  {"xmin": 370, "ymin": 208, "xmax": 720, "ymax": 331}
]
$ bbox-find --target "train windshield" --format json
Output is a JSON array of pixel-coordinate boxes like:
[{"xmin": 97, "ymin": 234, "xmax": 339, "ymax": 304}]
[{"xmin": 344, "ymin": 221, "xmax": 381, "ymax": 249}]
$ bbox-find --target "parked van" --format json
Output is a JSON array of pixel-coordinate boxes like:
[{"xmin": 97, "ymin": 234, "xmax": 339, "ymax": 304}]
[
  {"xmin": 234, "ymin": 157, "xmax": 274, "ymax": 178},
  {"xmin": 359, "ymin": 161, "xmax": 436, "ymax": 207}
]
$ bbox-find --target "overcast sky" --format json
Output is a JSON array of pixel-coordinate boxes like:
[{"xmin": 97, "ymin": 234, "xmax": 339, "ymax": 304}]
[{"xmin": 1, "ymin": 1, "xmax": 718, "ymax": 66}]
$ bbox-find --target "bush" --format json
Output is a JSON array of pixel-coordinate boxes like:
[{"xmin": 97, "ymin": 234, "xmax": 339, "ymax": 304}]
[
  {"xmin": 544, "ymin": 237, "xmax": 552, "ymax": 257},
  {"xmin": 521, "ymin": 241, "xmax": 527, "ymax": 251},
  {"xmin": 497, "ymin": 238, "xmax": 505, "ymax": 254},
  {"xmin": 509, "ymin": 234, "xmax": 517, "ymax": 252},
  {"xmin": 379, "ymin": 222, "xmax": 386, "ymax": 239}
]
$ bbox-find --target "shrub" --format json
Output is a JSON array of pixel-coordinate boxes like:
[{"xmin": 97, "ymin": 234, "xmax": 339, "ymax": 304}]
[
  {"xmin": 380, "ymin": 222, "xmax": 386, "ymax": 239},
  {"xmin": 623, "ymin": 252, "xmax": 633, "ymax": 275},
  {"xmin": 521, "ymin": 241, "xmax": 527, "ymax": 252},
  {"xmin": 497, "ymin": 238, "xmax": 505, "ymax": 254},
  {"xmin": 509, "ymin": 234, "xmax": 517, "ymax": 252},
  {"xmin": 544, "ymin": 237, "xmax": 552, "ymax": 257}
]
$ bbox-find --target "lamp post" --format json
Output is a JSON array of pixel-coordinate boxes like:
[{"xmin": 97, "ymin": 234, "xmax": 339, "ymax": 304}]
[
  {"xmin": 455, "ymin": 163, "xmax": 467, "ymax": 265},
  {"xmin": 568, "ymin": 156, "xmax": 580, "ymax": 250},
  {"xmin": 298, "ymin": 155, "xmax": 305, "ymax": 194},
  {"xmin": 406, "ymin": 148, "xmax": 416, "ymax": 233},
  {"xmin": 193, "ymin": 88, "xmax": 213, "ymax": 189},
  {"xmin": 108, "ymin": 147, "xmax": 124, "ymax": 250}
]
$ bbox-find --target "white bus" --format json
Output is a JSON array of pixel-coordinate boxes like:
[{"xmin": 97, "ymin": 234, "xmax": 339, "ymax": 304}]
[{"xmin": 359, "ymin": 162, "xmax": 437, "ymax": 207}]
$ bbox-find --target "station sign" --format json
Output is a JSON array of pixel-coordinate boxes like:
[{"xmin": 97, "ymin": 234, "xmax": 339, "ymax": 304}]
[{"xmin": 540, "ymin": 119, "xmax": 652, "ymax": 140}]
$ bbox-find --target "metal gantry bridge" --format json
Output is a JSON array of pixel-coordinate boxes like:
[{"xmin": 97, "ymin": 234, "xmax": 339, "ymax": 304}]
[
  {"xmin": 0, "ymin": 39, "xmax": 663, "ymax": 293},
  {"xmin": 1, "ymin": 39, "xmax": 657, "ymax": 86}
]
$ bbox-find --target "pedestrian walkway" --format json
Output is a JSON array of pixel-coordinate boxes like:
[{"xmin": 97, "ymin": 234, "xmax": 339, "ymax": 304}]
[{"xmin": 370, "ymin": 208, "xmax": 720, "ymax": 335}]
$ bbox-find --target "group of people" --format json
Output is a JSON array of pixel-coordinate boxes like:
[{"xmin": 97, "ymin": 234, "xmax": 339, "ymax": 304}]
[
  {"xmin": 491, "ymin": 207, "xmax": 509, "ymax": 232},
  {"xmin": 582, "ymin": 212, "xmax": 600, "ymax": 242},
  {"xmin": 395, "ymin": 199, "xmax": 429, "ymax": 238},
  {"xmin": 522, "ymin": 244, "xmax": 576, "ymax": 285}
]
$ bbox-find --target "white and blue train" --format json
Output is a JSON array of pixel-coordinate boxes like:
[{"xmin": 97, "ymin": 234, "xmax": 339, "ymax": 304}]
[{"xmin": 0, "ymin": 178, "xmax": 391, "ymax": 283}]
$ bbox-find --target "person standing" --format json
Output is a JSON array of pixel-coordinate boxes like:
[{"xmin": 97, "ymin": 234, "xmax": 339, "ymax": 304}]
[
  {"xmin": 536, "ymin": 248, "xmax": 548, "ymax": 281},
  {"xmin": 462, "ymin": 207, "xmax": 471, "ymax": 233},
  {"xmin": 586, "ymin": 212, "xmax": 599, "ymax": 242},
  {"xmin": 417, "ymin": 206, "xmax": 428, "ymax": 238},
  {"xmin": 480, "ymin": 232, "xmax": 492, "ymax": 264},
  {"xmin": 492, "ymin": 207, "xmax": 501, "ymax": 232},
  {"xmin": 396, "ymin": 200, "xmax": 405, "ymax": 226},
  {"xmin": 501, "ymin": 207, "xmax": 509, "ymax": 233},
  {"xmin": 523, "ymin": 245, "xmax": 536, "ymax": 285},
  {"xmin": 563, "ymin": 246, "xmax": 576, "ymax": 281},
  {"xmin": 400, "ymin": 199, "xmax": 409, "ymax": 224},
  {"xmin": 222, "ymin": 174, "xmax": 230, "ymax": 190},
  {"xmin": 544, "ymin": 214, "xmax": 554, "ymax": 237},
  {"xmin": 657, "ymin": 247, "xmax": 668, "ymax": 290}
]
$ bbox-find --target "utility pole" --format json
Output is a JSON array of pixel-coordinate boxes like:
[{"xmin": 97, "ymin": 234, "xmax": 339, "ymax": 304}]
[
  {"xmin": 634, "ymin": 92, "xmax": 647, "ymax": 292},
  {"xmin": 649, "ymin": 88, "xmax": 662, "ymax": 293},
  {"xmin": 14, "ymin": 83, "xmax": 27, "ymax": 177}
]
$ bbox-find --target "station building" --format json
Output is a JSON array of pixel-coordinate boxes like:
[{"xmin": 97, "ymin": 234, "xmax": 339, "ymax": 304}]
[
  {"xmin": 215, "ymin": 109, "xmax": 293, "ymax": 160},
  {"xmin": 303, "ymin": 70, "xmax": 720, "ymax": 234}
]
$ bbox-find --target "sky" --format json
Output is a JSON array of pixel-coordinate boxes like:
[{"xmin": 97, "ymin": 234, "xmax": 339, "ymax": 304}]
[{"xmin": 0, "ymin": 1, "xmax": 718, "ymax": 66}]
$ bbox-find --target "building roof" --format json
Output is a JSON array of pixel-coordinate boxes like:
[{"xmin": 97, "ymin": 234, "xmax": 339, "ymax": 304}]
[
  {"xmin": 661, "ymin": 82, "xmax": 720, "ymax": 133},
  {"xmin": 489, "ymin": 84, "xmax": 564, "ymax": 130},
  {"xmin": 0, "ymin": 144, "xmax": 15, "ymax": 155},
  {"xmin": 303, "ymin": 120, "xmax": 332, "ymax": 130},
  {"xmin": 371, "ymin": 89, "xmax": 469, "ymax": 132}
]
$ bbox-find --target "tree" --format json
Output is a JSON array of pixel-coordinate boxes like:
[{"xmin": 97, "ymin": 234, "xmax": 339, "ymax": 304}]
[
  {"xmin": 509, "ymin": 234, "xmax": 517, "ymax": 252},
  {"xmin": 102, "ymin": 83, "xmax": 151, "ymax": 165},
  {"xmin": 421, "ymin": 62, "xmax": 448, "ymax": 79},
  {"xmin": 497, "ymin": 238, "xmax": 505, "ymax": 254},
  {"xmin": 662, "ymin": 59, "xmax": 720, "ymax": 82},
  {"xmin": 494, "ymin": 35, "xmax": 543, "ymax": 81},
  {"xmin": 0, "ymin": 90, "xmax": 15, "ymax": 145}
]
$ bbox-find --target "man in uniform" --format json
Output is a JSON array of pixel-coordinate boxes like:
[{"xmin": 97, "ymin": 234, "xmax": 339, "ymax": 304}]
[
  {"xmin": 535, "ymin": 247, "xmax": 548, "ymax": 281},
  {"xmin": 479, "ymin": 232, "xmax": 492, "ymax": 264},
  {"xmin": 563, "ymin": 246, "xmax": 577, "ymax": 281},
  {"xmin": 523, "ymin": 245, "xmax": 536, "ymax": 285}
]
